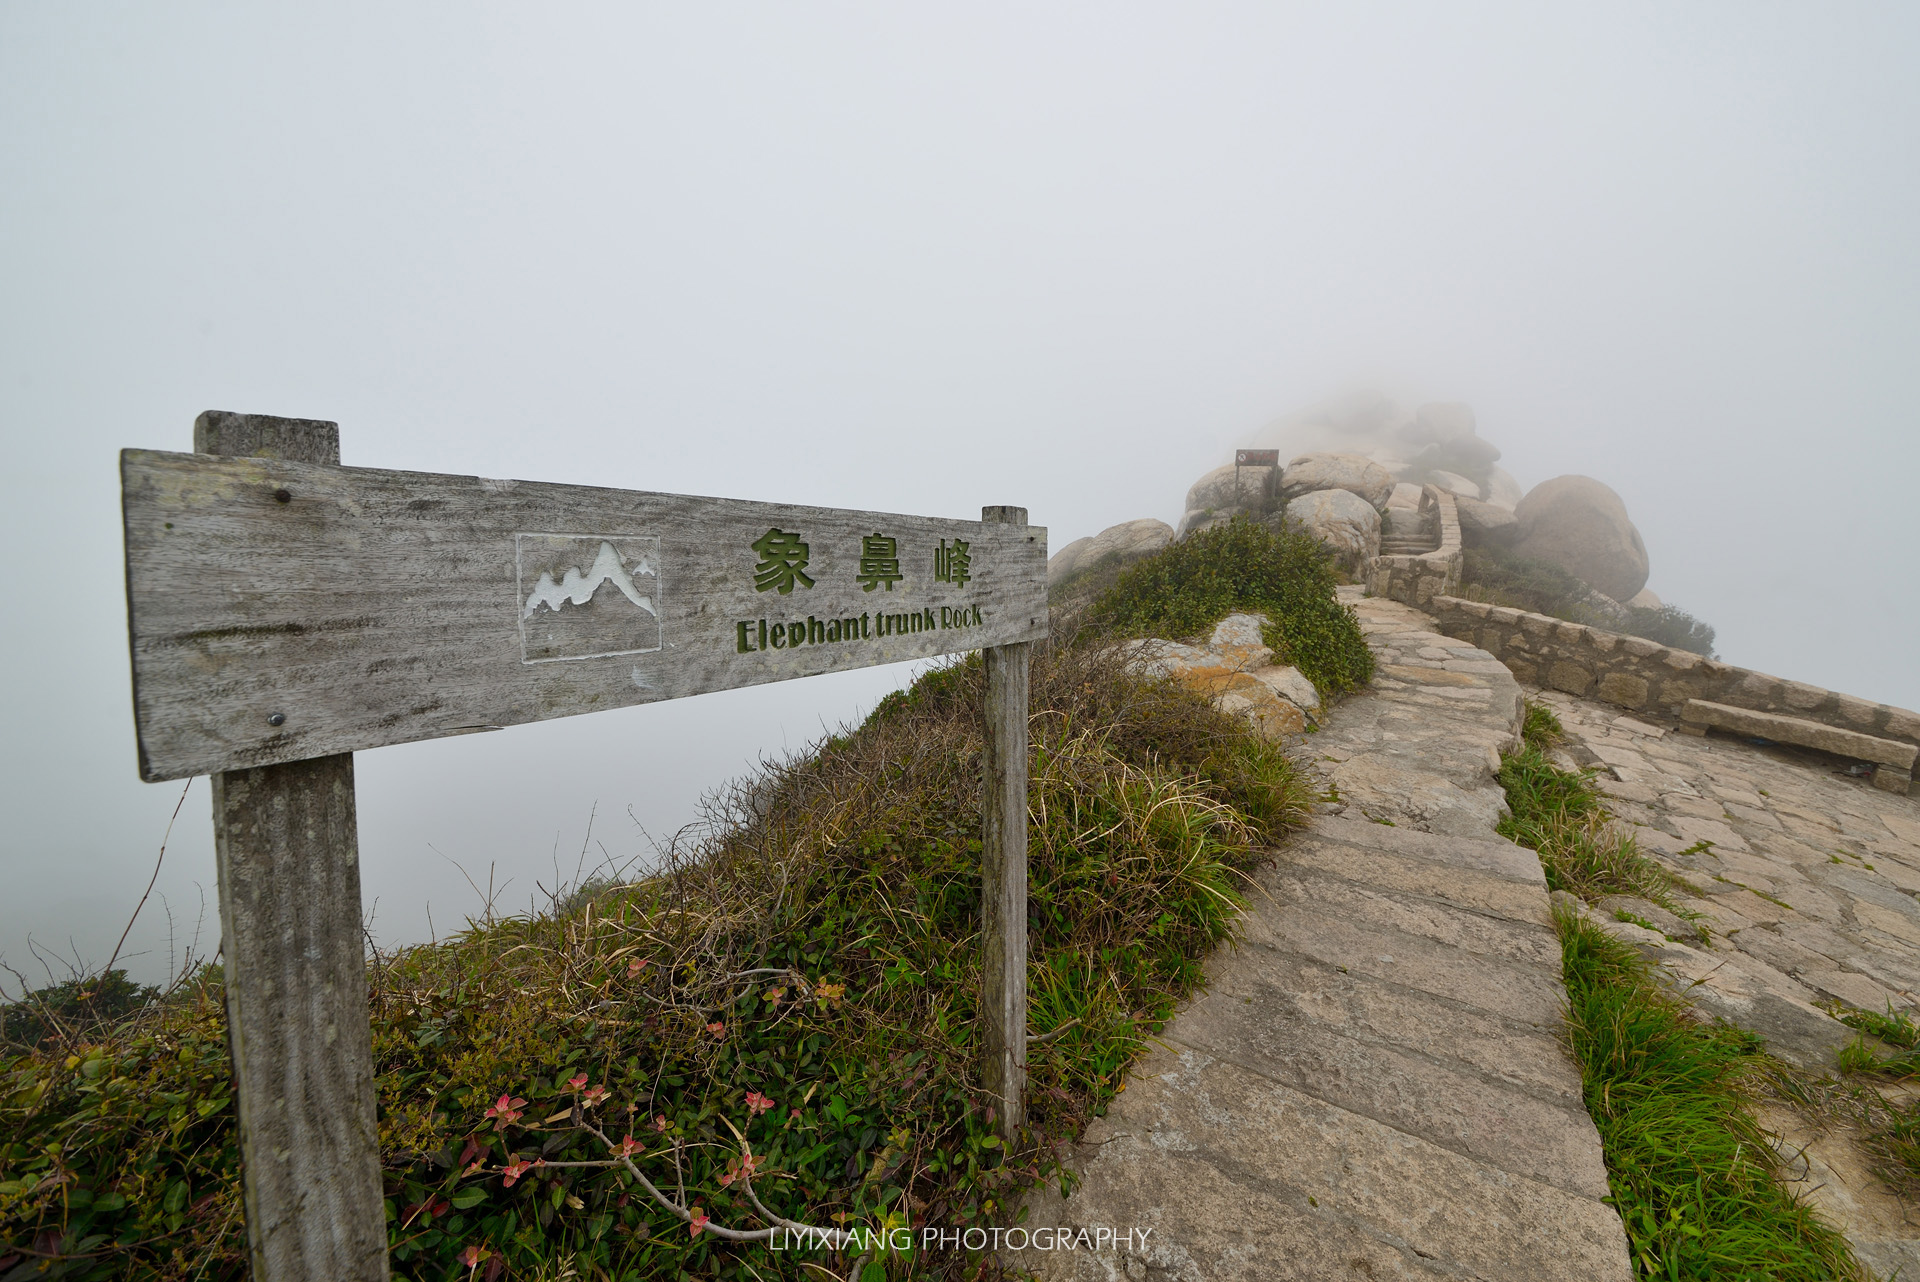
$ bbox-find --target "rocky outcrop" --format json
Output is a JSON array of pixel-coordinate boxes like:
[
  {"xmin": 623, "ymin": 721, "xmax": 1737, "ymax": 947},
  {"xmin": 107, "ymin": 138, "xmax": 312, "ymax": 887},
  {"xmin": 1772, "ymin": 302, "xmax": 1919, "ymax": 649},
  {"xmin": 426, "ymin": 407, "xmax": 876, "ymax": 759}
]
[
  {"xmin": 1454, "ymin": 493, "xmax": 1519, "ymax": 547},
  {"xmin": 1285, "ymin": 489, "xmax": 1380, "ymax": 575},
  {"xmin": 1046, "ymin": 517, "xmax": 1172, "ymax": 587},
  {"xmin": 1277, "ymin": 452, "xmax": 1394, "ymax": 511},
  {"xmin": 1120, "ymin": 613, "xmax": 1321, "ymax": 738},
  {"xmin": 1429, "ymin": 469, "xmax": 1483, "ymax": 500},
  {"xmin": 1510, "ymin": 475, "xmax": 1649, "ymax": 603},
  {"xmin": 1184, "ymin": 462, "xmax": 1275, "ymax": 522},
  {"xmin": 1485, "ymin": 466, "xmax": 1524, "ymax": 511}
]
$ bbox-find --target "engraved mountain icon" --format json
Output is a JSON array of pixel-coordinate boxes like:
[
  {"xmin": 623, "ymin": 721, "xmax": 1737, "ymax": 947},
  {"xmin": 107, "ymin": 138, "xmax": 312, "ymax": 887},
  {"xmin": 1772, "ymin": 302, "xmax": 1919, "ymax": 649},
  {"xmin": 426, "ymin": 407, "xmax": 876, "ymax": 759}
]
[{"xmin": 522, "ymin": 540, "xmax": 657, "ymax": 620}]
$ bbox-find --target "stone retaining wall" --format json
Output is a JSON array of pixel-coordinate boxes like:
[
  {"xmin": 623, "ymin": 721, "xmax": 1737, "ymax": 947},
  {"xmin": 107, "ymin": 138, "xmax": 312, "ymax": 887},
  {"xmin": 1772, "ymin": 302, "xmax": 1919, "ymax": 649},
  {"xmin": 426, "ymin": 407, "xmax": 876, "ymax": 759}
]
[
  {"xmin": 1426, "ymin": 594, "xmax": 1920, "ymax": 759},
  {"xmin": 1365, "ymin": 485, "xmax": 1461, "ymax": 608}
]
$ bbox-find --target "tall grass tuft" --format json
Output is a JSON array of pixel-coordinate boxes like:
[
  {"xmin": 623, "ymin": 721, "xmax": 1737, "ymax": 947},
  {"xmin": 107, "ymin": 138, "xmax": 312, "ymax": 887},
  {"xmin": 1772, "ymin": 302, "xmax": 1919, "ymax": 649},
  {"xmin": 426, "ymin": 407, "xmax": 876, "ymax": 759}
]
[
  {"xmin": 1558, "ymin": 909, "xmax": 1868, "ymax": 1280},
  {"xmin": 1825, "ymin": 1005, "xmax": 1920, "ymax": 1193},
  {"xmin": 1495, "ymin": 707, "xmax": 1687, "ymax": 911}
]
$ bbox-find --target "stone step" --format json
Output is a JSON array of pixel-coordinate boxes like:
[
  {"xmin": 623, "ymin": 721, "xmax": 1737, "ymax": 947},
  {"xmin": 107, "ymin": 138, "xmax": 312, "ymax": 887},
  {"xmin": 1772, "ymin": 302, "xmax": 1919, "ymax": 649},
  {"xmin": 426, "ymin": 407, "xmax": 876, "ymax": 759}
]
[
  {"xmin": 1007, "ymin": 1045, "xmax": 1635, "ymax": 1281},
  {"xmin": 1175, "ymin": 959, "xmax": 1611, "ymax": 1196}
]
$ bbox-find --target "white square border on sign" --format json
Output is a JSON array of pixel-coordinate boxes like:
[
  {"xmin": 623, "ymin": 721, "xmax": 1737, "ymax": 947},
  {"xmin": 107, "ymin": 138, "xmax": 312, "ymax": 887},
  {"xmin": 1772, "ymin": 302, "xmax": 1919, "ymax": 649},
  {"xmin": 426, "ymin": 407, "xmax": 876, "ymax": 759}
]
[{"xmin": 514, "ymin": 532, "xmax": 665, "ymax": 664}]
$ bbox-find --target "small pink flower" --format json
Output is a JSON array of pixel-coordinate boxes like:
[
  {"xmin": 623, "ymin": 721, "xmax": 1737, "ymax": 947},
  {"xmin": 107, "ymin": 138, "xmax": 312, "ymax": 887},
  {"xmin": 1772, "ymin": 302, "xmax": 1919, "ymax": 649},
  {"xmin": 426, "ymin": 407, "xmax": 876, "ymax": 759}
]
[
  {"xmin": 462, "ymin": 1159, "xmax": 488, "ymax": 1177},
  {"xmin": 483, "ymin": 1094, "xmax": 527, "ymax": 1132},
  {"xmin": 613, "ymin": 1134, "xmax": 642, "ymax": 1158},
  {"xmin": 652, "ymin": 1114, "xmax": 670, "ymax": 1133},
  {"xmin": 627, "ymin": 957, "xmax": 650, "ymax": 977},
  {"xmin": 582, "ymin": 1084, "xmax": 609, "ymax": 1107},
  {"xmin": 788, "ymin": 1108, "xmax": 802, "ymax": 1121},
  {"xmin": 567, "ymin": 1072, "xmax": 588, "ymax": 1091},
  {"xmin": 501, "ymin": 1158, "xmax": 533, "ymax": 1187},
  {"xmin": 707, "ymin": 1020, "xmax": 727, "ymax": 1040},
  {"xmin": 745, "ymin": 1090, "xmax": 775, "ymax": 1116},
  {"xmin": 459, "ymin": 1243, "xmax": 490, "ymax": 1270},
  {"xmin": 689, "ymin": 1207, "xmax": 710, "ymax": 1237}
]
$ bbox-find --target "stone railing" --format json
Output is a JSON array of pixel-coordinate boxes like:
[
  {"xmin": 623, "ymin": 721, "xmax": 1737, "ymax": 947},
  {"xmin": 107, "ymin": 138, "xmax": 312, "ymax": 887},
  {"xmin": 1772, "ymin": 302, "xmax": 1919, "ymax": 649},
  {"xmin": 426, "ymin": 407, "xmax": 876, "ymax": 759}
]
[
  {"xmin": 1426, "ymin": 594, "xmax": 1920, "ymax": 779},
  {"xmin": 1364, "ymin": 485, "xmax": 1461, "ymax": 608}
]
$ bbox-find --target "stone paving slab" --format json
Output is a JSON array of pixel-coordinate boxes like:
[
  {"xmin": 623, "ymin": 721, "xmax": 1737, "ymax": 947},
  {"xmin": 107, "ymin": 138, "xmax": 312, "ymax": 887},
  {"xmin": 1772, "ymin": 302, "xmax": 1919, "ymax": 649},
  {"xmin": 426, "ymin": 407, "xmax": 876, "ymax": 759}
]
[
  {"xmin": 1008, "ymin": 592, "xmax": 1631, "ymax": 1281},
  {"xmin": 1306, "ymin": 814, "xmax": 1547, "ymax": 883}
]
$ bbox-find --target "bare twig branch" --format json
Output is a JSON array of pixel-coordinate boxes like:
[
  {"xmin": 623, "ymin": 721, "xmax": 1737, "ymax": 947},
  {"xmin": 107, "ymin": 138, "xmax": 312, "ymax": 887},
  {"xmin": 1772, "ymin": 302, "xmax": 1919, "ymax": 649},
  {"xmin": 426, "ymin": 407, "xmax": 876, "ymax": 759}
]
[{"xmin": 105, "ymin": 777, "xmax": 194, "ymax": 979}]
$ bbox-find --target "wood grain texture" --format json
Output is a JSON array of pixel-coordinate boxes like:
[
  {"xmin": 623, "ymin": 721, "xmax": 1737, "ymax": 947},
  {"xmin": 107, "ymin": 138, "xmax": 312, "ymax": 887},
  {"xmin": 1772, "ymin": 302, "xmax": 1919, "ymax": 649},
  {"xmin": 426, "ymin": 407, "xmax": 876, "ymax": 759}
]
[
  {"xmin": 979, "ymin": 505, "xmax": 1031, "ymax": 1143},
  {"xmin": 194, "ymin": 409, "xmax": 342, "ymax": 464},
  {"xmin": 199, "ymin": 416, "xmax": 388, "ymax": 1282},
  {"xmin": 214, "ymin": 755, "xmax": 388, "ymax": 1282},
  {"xmin": 121, "ymin": 450, "xmax": 1048, "ymax": 780}
]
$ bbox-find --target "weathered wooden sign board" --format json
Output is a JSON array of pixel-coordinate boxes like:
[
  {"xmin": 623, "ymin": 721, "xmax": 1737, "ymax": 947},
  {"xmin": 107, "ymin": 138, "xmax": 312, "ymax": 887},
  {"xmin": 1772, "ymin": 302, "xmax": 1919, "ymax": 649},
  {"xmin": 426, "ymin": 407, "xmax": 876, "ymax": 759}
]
[
  {"xmin": 121, "ymin": 413, "xmax": 1047, "ymax": 1281},
  {"xmin": 122, "ymin": 449, "xmax": 1047, "ymax": 781}
]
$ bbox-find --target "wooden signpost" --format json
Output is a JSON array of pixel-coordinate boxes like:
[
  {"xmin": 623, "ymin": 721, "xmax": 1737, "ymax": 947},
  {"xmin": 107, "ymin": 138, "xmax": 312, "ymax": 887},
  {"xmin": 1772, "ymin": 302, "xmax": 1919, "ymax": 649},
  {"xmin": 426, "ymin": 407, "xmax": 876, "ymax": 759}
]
[{"xmin": 121, "ymin": 412, "xmax": 1048, "ymax": 1281}]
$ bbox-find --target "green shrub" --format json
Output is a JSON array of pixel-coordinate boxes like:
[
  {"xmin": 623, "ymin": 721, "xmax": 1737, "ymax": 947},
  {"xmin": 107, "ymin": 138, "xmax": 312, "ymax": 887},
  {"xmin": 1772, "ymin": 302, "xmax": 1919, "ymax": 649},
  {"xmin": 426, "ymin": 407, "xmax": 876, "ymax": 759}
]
[
  {"xmin": 1, "ymin": 970, "xmax": 159, "ymax": 1053},
  {"xmin": 1081, "ymin": 515, "xmax": 1373, "ymax": 697},
  {"xmin": 1623, "ymin": 604, "xmax": 1716, "ymax": 658},
  {"xmin": 1, "ymin": 642, "xmax": 1307, "ymax": 1281}
]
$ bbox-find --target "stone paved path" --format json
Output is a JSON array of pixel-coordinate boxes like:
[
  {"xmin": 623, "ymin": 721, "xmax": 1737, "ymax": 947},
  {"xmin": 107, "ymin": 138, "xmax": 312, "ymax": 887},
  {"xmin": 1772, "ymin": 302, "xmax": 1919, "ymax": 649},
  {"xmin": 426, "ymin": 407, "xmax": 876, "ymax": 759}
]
[
  {"xmin": 1535, "ymin": 684, "xmax": 1920, "ymax": 1276},
  {"xmin": 1007, "ymin": 592, "xmax": 1633, "ymax": 1281}
]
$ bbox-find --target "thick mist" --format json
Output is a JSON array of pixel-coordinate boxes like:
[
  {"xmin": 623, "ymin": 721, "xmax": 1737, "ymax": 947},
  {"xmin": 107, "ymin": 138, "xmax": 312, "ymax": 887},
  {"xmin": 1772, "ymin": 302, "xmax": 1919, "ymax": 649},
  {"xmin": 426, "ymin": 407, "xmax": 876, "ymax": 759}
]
[{"xmin": 3, "ymin": 4, "xmax": 1915, "ymax": 985}]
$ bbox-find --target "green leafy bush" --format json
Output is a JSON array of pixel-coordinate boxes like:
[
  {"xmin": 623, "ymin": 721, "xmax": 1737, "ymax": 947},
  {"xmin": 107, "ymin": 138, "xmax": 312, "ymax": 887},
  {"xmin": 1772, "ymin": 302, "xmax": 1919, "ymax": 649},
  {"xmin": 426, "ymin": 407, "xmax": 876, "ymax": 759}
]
[
  {"xmin": 1081, "ymin": 515, "xmax": 1374, "ymax": 697},
  {"xmin": 1, "ymin": 641, "xmax": 1308, "ymax": 1281},
  {"xmin": 1623, "ymin": 604, "xmax": 1716, "ymax": 658},
  {"xmin": 1, "ymin": 970, "xmax": 158, "ymax": 1053}
]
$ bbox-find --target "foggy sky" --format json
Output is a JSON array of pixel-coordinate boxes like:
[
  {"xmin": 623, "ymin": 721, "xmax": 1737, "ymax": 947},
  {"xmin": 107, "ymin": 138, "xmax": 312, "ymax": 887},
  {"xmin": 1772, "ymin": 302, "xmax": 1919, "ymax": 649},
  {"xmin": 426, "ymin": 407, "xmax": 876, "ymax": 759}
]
[{"xmin": 4, "ymin": 3, "xmax": 1916, "ymax": 986}]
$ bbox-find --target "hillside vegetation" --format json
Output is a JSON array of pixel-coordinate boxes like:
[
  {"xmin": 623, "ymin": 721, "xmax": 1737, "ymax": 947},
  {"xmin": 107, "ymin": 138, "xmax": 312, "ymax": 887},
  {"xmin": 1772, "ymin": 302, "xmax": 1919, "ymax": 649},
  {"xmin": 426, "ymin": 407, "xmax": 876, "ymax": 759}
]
[
  {"xmin": 1459, "ymin": 546, "xmax": 1717, "ymax": 657},
  {"xmin": 0, "ymin": 523, "xmax": 1375, "ymax": 1281},
  {"xmin": 1082, "ymin": 514, "xmax": 1374, "ymax": 697}
]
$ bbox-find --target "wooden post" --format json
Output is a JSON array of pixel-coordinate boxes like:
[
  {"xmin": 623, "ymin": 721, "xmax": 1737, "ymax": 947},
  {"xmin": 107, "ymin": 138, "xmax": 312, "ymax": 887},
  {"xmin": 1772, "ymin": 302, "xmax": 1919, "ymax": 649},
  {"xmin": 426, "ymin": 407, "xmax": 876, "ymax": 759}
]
[
  {"xmin": 198, "ymin": 412, "xmax": 389, "ymax": 1282},
  {"xmin": 979, "ymin": 504, "xmax": 1031, "ymax": 1144}
]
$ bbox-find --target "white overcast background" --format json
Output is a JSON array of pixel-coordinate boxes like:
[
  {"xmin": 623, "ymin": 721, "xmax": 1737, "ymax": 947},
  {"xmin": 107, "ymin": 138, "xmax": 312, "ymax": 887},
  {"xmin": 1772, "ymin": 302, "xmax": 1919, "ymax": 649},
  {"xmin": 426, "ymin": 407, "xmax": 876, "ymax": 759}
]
[{"xmin": 3, "ymin": 4, "xmax": 1915, "ymax": 985}]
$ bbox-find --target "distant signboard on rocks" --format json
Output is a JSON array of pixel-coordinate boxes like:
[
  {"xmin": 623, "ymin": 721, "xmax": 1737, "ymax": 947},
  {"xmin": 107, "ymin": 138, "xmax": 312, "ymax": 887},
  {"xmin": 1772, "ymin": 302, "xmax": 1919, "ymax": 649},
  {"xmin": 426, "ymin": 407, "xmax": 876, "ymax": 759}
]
[{"xmin": 1235, "ymin": 448, "xmax": 1280, "ymax": 468}]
